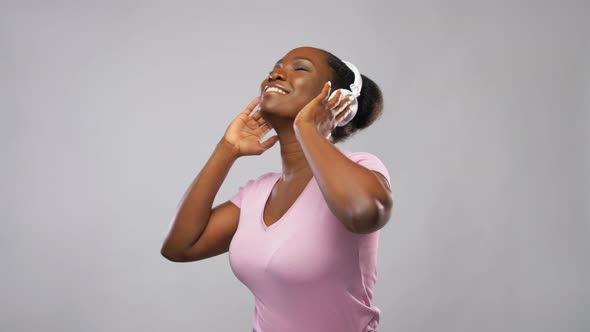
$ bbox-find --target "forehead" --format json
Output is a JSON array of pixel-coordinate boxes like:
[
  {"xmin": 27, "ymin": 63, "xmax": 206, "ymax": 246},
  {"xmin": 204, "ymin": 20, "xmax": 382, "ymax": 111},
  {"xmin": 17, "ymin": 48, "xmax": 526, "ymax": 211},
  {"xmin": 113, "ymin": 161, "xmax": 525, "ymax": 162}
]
[
  {"xmin": 275, "ymin": 47, "xmax": 326, "ymax": 67},
  {"xmin": 274, "ymin": 47, "xmax": 332, "ymax": 79}
]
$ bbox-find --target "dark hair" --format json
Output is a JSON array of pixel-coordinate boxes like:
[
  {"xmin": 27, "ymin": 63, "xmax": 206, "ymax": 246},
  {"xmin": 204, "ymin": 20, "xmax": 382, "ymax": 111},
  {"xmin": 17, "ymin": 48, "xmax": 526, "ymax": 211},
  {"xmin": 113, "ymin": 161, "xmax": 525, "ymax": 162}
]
[{"xmin": 321, "ymin": 49, "xmax": 384, "ymax": 143}]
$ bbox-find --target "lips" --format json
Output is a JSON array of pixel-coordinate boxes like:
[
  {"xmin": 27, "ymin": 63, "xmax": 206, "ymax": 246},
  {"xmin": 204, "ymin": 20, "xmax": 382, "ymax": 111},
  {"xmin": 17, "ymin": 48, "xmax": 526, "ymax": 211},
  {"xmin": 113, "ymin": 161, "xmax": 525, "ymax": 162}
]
[{"xmin": 264, "ymin": 84, "xmax": 289, "ymax": 95}]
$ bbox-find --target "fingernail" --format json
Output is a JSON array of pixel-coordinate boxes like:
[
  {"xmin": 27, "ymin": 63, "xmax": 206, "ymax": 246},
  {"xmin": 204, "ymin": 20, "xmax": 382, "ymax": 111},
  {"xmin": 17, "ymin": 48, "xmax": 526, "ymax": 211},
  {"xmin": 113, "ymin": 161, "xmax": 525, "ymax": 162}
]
[{"xmin": 328, "ymin": 81, "xmax": 331, "ymax": 87}]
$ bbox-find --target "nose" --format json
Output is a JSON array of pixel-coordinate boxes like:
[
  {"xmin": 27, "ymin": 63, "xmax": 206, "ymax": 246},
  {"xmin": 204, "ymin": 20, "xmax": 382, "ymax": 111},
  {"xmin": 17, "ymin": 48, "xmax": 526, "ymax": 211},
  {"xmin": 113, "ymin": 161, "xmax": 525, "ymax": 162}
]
[{"xmin": 268, "ymin": 67, "xmax": 286, "ymax": 82}]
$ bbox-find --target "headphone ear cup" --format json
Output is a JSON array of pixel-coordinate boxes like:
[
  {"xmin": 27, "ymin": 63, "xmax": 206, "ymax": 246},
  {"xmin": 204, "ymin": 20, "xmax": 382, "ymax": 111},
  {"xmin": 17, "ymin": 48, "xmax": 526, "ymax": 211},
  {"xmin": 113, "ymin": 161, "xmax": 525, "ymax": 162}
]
[
  {"xmin": 336, "ymin": 92, "xmax": 358, "ymax": 127},
  {"xmin": 329, "ymin": 88, "xmax": 353, "ymax": 104},
  {"xmin": 328, "ymin": 89, "xmax": 340, "ymax": 103},
  {"xmin": 328, "ymin": 88, "xmax": 357, "ymax": 127}
]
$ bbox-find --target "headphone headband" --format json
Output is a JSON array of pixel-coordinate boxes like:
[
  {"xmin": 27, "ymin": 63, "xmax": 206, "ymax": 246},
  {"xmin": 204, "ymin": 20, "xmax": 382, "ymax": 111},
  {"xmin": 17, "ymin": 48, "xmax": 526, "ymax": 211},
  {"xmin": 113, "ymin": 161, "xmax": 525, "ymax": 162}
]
[{"xmin": 342, "ymin": 60, "xmax": 362, "ymax": 98}]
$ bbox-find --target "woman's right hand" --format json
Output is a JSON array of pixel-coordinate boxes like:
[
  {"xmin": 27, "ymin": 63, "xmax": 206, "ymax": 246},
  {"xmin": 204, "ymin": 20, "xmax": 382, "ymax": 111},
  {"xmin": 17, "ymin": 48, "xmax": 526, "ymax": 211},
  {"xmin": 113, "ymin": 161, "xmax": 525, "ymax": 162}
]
[{"xmin": 222, "ymin": 96, "xmax": 279, "ymax": 157}]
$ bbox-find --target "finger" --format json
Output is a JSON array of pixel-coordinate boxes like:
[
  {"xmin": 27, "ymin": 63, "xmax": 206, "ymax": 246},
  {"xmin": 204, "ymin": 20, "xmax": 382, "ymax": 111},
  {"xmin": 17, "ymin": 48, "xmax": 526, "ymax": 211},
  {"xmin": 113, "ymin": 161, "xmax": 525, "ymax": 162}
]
[
  {"xmin": 256, "ymin": 116, "xmax": 266, "ymax": 126},
  {"xmin": 326, "ymin": 90, "xmax": 343, "ymax": 110},
  {"xmin": 251, "ymin": 109, "xmax": 262, "ymax": 120},
  {"xmin": 332, "ymin": 95, "xmax": 354, "ymax": 114},
  {"xmin": 318, "ymin": 81, "xmax": 332, "ymax": 104},
  {"xmin": 260, "ymin": 122, "xmax": 273, "ymax": 134},
  {"xmin": 259, "ymin": 135, "xmax": 279, "ymax": 151},
  {"xmin": 335, "ymin": 104, "xmax": 353, "ymax": 122},
  {"xmin": 242, "ymin": 96, "xmax": 260, "ymax": 116}
]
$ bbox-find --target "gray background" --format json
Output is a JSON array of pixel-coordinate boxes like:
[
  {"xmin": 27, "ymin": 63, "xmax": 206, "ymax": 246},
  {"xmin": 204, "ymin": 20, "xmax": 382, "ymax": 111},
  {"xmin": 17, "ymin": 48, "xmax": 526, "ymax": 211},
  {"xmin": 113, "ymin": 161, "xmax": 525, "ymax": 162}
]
[{"xmin": 1, "ymin": 1, "xmax": 588, "ymax": 331}]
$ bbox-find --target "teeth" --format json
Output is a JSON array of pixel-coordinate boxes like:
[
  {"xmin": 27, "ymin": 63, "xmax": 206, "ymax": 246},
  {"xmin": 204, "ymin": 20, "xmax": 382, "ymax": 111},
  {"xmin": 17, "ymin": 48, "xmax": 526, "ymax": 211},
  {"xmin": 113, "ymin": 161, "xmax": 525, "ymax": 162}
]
[{"xmin": 266, "ymin": 86, "xmax": 287, "ymax": 94}]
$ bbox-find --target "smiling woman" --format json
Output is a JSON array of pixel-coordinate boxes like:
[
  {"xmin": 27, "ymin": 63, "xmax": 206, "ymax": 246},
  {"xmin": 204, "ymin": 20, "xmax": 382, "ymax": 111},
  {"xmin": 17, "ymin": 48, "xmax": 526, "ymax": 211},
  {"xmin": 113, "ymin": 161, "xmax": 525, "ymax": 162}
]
[{"xmin": 161, "ymin": 46, "xmax": 392, "ymax": 332}]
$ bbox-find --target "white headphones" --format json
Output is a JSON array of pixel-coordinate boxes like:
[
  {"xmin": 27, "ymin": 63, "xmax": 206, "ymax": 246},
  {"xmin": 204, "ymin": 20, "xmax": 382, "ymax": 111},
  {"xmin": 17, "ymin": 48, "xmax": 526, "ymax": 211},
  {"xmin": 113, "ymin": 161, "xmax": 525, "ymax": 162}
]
[{"xmin": 329, "ymin": 60, "xmax": 363, "ymax": 127}]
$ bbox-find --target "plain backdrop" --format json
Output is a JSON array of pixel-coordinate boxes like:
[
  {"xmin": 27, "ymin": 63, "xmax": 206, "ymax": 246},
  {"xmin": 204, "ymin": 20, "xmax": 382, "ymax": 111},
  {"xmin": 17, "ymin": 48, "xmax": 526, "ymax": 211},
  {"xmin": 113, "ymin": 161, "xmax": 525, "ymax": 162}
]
[{"xmin": 1, "ymin": 1, "xmax": 588, "ymax": 331}]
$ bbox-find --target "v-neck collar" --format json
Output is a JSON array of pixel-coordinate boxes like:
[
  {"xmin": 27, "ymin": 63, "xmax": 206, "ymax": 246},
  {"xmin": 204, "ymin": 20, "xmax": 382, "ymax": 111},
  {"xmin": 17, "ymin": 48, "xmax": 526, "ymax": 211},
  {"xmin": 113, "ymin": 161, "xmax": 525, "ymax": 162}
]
[{"xmin": 260, "ymin": 173, "xmax": 315, "ymax": 231}]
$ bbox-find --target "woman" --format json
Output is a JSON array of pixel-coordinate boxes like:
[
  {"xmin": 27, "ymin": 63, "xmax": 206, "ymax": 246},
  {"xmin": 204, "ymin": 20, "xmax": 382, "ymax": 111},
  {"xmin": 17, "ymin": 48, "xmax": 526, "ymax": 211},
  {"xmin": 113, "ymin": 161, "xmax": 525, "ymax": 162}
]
[{"xmin": 161, "ymin": 46, "xmax": 393, "ymax": 332}]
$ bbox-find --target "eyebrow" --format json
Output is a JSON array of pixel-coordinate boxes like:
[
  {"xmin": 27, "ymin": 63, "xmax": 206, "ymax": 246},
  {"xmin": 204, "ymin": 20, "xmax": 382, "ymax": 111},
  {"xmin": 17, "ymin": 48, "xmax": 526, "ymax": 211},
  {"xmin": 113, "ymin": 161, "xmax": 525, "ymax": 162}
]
[{"xmin": 274, "ymin": 56, "xmax": 314, "ymax": 66}]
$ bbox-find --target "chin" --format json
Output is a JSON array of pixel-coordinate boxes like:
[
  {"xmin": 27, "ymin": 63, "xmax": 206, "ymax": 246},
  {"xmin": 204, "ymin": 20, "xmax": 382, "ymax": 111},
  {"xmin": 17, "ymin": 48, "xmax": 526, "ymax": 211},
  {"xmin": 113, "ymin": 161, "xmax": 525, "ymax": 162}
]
[{"xmin": 259, "ymin": 97, "xmax": 296, "ymax": 118}]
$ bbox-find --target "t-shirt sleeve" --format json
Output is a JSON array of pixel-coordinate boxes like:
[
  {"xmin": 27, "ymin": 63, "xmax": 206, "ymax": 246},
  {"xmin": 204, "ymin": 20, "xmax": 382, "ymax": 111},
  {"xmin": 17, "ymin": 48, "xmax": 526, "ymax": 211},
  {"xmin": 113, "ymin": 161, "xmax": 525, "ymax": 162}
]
[
  {"xmin": 229, "ymin": 178, "xmax": 256, "ymax": 208},
  {"xmin": 347, "ymin": 151, "xmax": 391, "ymax": 186}
]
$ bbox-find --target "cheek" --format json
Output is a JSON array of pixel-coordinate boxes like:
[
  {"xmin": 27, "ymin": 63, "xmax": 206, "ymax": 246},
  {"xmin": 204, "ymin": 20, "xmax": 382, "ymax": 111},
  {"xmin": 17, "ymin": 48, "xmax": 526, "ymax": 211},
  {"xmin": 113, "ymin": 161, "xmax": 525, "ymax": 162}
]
[
  {"xmin": 259, "ymin": 79, "xmax": 268, "ymax": 92},
  {"xmin": 293, "ymin": 77, "xmax": 322, "ymax": 100}
]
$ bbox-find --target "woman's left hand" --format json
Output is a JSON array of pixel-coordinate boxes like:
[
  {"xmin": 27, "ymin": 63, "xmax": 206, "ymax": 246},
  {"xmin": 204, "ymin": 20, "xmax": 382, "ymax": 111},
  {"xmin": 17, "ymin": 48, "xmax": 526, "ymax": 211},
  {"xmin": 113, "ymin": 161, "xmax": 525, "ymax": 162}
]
[{"xmin": 293, "ymin": 81, "xmax": 354, "ymax": 139}]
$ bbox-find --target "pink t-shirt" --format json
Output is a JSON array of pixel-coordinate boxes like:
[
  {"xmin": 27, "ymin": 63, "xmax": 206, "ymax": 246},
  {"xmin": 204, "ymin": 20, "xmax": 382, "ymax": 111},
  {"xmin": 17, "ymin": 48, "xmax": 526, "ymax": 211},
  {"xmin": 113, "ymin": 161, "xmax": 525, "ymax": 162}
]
[{"xmin": 228, "ymin": 148, "xmax": 391, "ymax": 332}]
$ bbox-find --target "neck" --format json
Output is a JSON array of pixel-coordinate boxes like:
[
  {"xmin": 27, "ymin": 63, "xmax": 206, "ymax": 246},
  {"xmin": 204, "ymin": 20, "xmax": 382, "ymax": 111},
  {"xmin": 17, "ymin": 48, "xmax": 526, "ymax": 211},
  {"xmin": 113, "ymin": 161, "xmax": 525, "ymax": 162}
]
[
  {"xmin": 277, "ymin": 130, "xmax": 313, "ymax": 181},
  {"xmin": 267, "ymin": 119, "xmax": 313, "ymax": 182}
]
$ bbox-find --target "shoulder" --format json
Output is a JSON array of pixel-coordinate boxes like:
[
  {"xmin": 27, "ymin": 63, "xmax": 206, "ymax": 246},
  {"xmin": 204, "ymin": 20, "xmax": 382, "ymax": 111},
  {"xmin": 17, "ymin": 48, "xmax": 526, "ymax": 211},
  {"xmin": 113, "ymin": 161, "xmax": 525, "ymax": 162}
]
[
  {"xmin": 237, "ymin": 172, "xmax": 278, "ymax": 192},
  {"xmin": 230, "ymin": 172, "xmax": 278, "ymax": 208},
  {"xmin": 342, "ymin": 150, "xmax": 383, "ymax": 163},
  {"xmin": 338, "ymin": 148, "xmax": 391, "ymax": 184}
]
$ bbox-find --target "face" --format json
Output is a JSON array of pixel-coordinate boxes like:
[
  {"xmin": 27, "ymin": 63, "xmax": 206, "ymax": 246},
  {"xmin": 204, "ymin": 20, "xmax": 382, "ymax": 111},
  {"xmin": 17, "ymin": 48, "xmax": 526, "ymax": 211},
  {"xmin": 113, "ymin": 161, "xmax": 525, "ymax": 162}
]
[{"xmin": 258, "ymin": 47, "xmax": 334, "ymax": 119}]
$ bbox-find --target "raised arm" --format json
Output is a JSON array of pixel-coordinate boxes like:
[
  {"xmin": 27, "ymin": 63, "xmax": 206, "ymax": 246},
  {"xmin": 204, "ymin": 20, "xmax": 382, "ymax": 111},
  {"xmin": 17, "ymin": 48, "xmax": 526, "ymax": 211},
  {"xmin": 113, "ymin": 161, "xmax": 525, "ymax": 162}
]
[
  {"xmin": 160, "ymin": 97, "xmax": 278, "ymax": 262},
  {"xmin": 293, "ymin": 82, "xmax": 393, "ymax": 234}
]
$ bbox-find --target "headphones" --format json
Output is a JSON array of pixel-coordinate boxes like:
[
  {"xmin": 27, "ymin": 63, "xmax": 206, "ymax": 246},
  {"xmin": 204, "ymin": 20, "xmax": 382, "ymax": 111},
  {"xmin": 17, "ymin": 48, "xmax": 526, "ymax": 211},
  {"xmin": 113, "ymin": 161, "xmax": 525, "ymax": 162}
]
[{"xmin": 329, "ymin": 60, "xmax": 363, "ymax": 127}]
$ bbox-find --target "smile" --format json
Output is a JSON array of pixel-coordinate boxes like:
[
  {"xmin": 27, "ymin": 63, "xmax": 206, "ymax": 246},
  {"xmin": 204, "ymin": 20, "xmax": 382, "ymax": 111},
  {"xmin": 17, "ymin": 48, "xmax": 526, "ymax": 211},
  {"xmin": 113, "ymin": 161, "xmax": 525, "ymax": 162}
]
[{"xmin": 264, "ymin": 86, "xmax": 288, "ymax": 95}]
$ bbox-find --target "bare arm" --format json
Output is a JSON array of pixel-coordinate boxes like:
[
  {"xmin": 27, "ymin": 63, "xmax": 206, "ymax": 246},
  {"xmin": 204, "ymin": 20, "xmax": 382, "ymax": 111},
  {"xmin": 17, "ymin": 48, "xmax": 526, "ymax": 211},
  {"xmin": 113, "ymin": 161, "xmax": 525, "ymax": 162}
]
[
  {"xmin": 295, "ymin": 123, "xmax": 393, "ymax": 234},
  {"xmin": 160, "ymin": 139, "xmax": 239, "ymax": 261},
  {"xmin": 160, "ymin": 96, "xmax": 278, "ymax": 262},
  {"xmin": 293, "ymin": 83, "xmax": 393, "ymax": 234}
]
